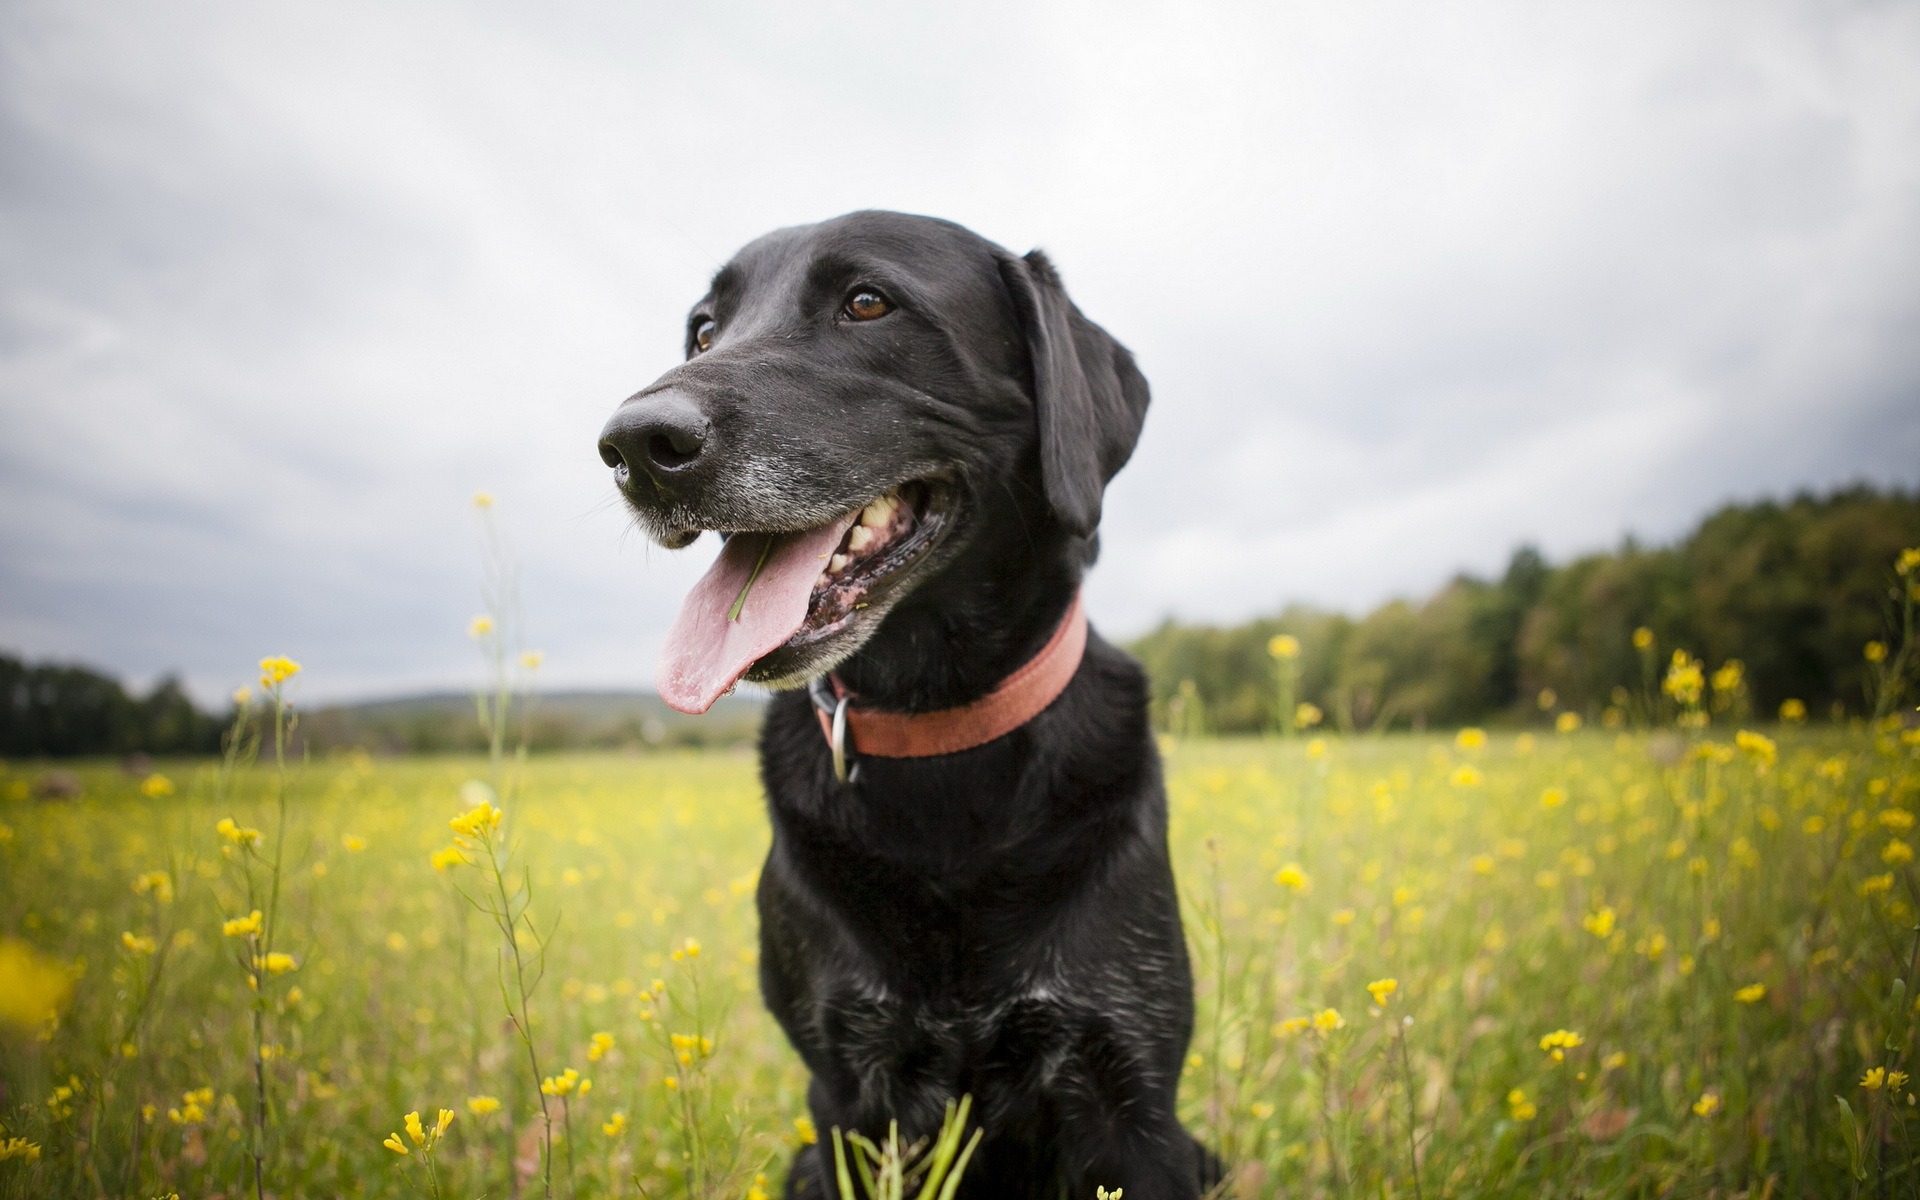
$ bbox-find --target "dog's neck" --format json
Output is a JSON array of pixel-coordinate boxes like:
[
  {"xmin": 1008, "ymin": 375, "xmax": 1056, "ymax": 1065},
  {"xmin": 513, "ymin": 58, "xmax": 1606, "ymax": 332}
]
[{"xmin": 829, "ymin": 527, "xmax": 1090, "ymax": 713}]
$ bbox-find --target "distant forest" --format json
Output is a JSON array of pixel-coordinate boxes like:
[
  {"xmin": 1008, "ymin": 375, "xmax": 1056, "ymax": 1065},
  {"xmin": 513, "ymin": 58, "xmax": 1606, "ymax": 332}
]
[
  {"xmin": 1129, "ymin": 484, "xmax": 1920, "ymax": 734},
  {"xmin": 0, "ymin": 659, "xmax": 224, "ymax": 757},
  {"xmin": 5, "ymin": 484, "xmax": 1915, "ymax": 756}
]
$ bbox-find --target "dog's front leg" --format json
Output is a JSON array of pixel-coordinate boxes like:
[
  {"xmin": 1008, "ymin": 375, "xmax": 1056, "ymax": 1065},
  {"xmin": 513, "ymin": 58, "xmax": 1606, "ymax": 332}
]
[
  {"xmin": 1062, "ymin": 1117, "xmax": 1211, "ymax": 1200},
  {"xmin": 1052, "ymin": 1031, "xmax": 1213, "ymax": 1200}
]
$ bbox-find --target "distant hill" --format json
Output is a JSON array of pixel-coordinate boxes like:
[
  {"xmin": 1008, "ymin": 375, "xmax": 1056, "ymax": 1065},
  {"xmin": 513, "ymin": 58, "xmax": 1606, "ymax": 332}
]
[{"xmin": 298, "ymin": 689, "xmax": 765, "ymax": 754}]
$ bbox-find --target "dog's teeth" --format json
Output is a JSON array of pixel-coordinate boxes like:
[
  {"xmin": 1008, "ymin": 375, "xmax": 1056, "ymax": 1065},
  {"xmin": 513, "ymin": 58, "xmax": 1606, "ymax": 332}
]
[
  {"xmin": 847, "ymin": 526, "xmax": 875, "ymax": 553},
  {"xmin": 860, "ymin": 496, "xmax": 895, "ymax": 528},
  {"xmin": 828, "ymin": 554, "xmax": 849, "ymax": 573}
]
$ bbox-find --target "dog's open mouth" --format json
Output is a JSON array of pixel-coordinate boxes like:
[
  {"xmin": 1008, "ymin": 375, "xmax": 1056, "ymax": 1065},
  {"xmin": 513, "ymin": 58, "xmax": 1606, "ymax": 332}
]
[
  {"xmin": 656, "ymin": 480, "xmax": 951, "ymax": 714},
  {"xmin": 791, "ymin": 480, "xmax": 940, "ymax": 643}
]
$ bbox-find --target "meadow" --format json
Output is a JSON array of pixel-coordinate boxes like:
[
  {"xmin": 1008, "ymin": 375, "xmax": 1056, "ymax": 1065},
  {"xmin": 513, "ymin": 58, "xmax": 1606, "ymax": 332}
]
[{"xmin": 3, "ymin": 700, "xmax": 1918, "ymax": 1199}]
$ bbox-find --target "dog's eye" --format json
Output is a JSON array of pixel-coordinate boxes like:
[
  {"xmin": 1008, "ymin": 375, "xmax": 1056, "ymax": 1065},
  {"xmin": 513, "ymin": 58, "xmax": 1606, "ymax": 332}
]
[
  {"xmin": 692, "ymin": 319, "xmax": 715, "ymax": 353},
  {"xmin": 845, "ymin": 291, "xmax": 891, "ymax": 321}
]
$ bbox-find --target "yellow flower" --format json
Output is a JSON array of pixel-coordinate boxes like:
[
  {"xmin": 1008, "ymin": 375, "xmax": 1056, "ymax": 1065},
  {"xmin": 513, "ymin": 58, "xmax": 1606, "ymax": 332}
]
[
  {"xmin": 1273, "ymin": 864, "xmax": 1310, "ymax": 892},
  {"xmin": 1779, "ymin": 698, "xmax": 1807, "ymax": 723},
  {"xmin": 1734, "ymin": 983, "xmax": 1766, "ymax": 1003},
  {"xmin": 1268, "ymin": 634, "xmax": 1300, "ymax": 659},
  {"xmin": 467, "ymin": 1095, "xmax": 501, "ymax": 1115},
  {"xmin": 473, "ymin": 491, "xmax": 495, "ymax": 509},
  {"xmin": 1312, "ymin": 1008, "xmax": 1345, "ymax": 1032},
  {"xmin": 1863, "ymin": 1067, "xmax": 1888, "ymax": 1090},
  {"xmin": 1455, "ymin": 727, "xmax": 1487, "ymax": 750},
  {"xmin": 469, "ymin": 616, "xmax": 495, "ymax": 639},
  {"xmin": 1540, "ymin": 787, "xmax": 1566, "ymax": 809},
  {"xmin": 1893, "ymin": 1071, "xmax": 1912, "ymax": 1091},
  {"xmin": 521, "ymin": 651, "xmax": 545, "ymax": 670},
  {"xmin": 1305, "ymin": 737, "xmax": 1328, "ymax": 759},
  {"xmin": 1366, "ymin": 978, "xmax": 1398, "ymax": 1006},
  {"xmin": 405, "ymin": 1110, "xmax": 426, "ymax": 1146},
  {"xmin": 1249, "ymin": 1101, "xmax": 1275, "ymax": 1120},
  {"xmin": 222, "ymin": 910, "xmax": 263, "ymax": 938},
  {"xmin": 1692, "ymin": 1092, "xmax": 1720, "ymax": 1117},
  {"xmin": 1555, "ymin": 712, "xmax": 1582, "ymax": 733},
  {"xmin": 132, "ymin": 871, "xmax": 173, "ymax": 903},
  {"xmin": 1663, "ymin": 651, "xmax": 1704, "ymax": 705},
  {"xmin": 1331, "ymin": 908, "xmax": 1356, "ymax": 926},
  {"xmin": 216, "ymin": 818, "xmax": 262, "ymax": 846},
  {"xmin": 1294, "ymin": 702, "xmax": 1323, "ymax": 730},
  {"xmin": 1582, "ymin": 908, "xmax": 1616, "ymax": 939},
  {"xmin": 121, "ymin": 932, "xmax": 157, "ymax": 955},
  {"xmin": 1632, "ymin": 626, "xmax": 1654, "ymax": 650},
  {"xmin": 430, "ymin": 845, "xmax": 470, "ymax": 872},
  {"xmin": 1735, "ymin": 730, "xmax": 1776, "ymax": 769},
  {"xmin": 684, "ymin": 937, "xmax": 702, "ymax": 957},
  {"xmin": 259, "ymin": 953, "xmax": 297, "ymax": 974},
  {"xmin": 450, "ymin": 800, "xmax": 504, "ymax": 839},
  {"xmin": 588, "ymin": 1032, "xmax": 615, "ymax": 1062},
  {"xmin": 1866, "ymin": 641, "xmax": 1888, "ymax": 663},
  {"xmin": 1882, "ymin": 810, "xmax": 1916, "ymax": 831},
  {"xmin": 540, "ymin": 1068, "xmax": 581, "ymax": 1096},
  {"xmin": 1711, "ymin": 660, "xmax": 1743, "ymax": 694},
  {"xmin": 602, "ymin": 1112, "xmax": 627, "ymax": 1137},
  {"xmin": 793, "ymin": 1116, "xmax": 818, "ymax": 1144},
  {"xmin": 1507, "ymin": 1089, "xmax": 1537, "ymax": 1121},
  {"xmin": 232, "ymin": 686, "xmax": 253, "ymax": 706},
  {"xmin": 0, "ymin": 1137, "xmax": 41, "ymax": 1163},
  {"xmin": 669, "ymin": 1032, "xmax": 714, "ymax": 1058},
  {"xmin": 383, "ymin": 1133, "xmax": 409, "ymax": 1156},
  {"xmin": 342, "ymin": 834, "xmax": 366, "ymax": 852},
  {"xmin": 1272, "ymin": 1016, "xmax": 1311, "ymax": 1038},
  {"xmin": 1450, "ymin": 765, "xmax": 1482, "ymax": 788},
  {"xmin": 1898, "ymin": 548, "xmax": 1920, "ymax": 575},
  {"xmin": 436, "ymin": 1109, "xmax": 455, "ymax": 1138},
  {"xmin": 258, "ymin": 656, "xmax": 300, "ymax": 686},
  {"xmin": 1539, "ymin": 1029, "xmax": 1584, "ymax": 1062},
  {"xmin": 140, "ymin": 774, "xmax": 174, "ymax": 798},
  {"xmin": 1885, "ymin": 839, "xmax": 1914, "ymax": 865}
]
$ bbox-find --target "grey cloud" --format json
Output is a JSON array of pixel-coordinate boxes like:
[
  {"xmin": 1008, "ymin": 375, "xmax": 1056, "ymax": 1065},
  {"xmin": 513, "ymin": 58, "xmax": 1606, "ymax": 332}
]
[{"xmin": 1, "ymin": 0, "xmax": 1915, "ymax": 703}]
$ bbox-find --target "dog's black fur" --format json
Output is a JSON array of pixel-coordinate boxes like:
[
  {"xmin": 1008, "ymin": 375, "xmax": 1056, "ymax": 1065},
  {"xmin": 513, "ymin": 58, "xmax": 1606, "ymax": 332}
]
[{"xmin": 600, "ymin": 212, "xmax": 1214, "ymax": 1199}]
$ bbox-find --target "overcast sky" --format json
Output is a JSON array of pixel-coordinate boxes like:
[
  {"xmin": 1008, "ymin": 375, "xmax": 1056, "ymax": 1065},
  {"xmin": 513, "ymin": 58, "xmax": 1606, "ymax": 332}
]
[{"xmin": 3, "ymin": 0, "xmax": 1917, "ymax": 704}]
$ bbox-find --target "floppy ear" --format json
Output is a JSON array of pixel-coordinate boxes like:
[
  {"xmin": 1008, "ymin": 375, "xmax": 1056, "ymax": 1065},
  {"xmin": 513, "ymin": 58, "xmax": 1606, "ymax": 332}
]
[{"xmin": 999, "ymin": 249, "xmax": 1151, "ymax": 539}]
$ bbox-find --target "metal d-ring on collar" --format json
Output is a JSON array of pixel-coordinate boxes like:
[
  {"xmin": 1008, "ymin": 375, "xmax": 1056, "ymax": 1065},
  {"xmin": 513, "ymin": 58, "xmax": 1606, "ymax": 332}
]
[{"xmin": 807, "ymin": 676, "xmax": 857, "ymax": 783}]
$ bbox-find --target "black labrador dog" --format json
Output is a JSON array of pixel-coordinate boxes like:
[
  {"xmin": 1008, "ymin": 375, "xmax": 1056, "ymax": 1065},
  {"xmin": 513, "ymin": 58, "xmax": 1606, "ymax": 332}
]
[{"xmin": 598, "ymin": 211, "xmax": 1214, "ymax": 1199}]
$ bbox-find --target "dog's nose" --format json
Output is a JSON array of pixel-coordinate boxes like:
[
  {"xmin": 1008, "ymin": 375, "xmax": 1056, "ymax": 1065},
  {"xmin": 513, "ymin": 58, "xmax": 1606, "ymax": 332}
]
[{"xmin": 599, "ymin": 390, "xmax": 711, "ymax": 482}]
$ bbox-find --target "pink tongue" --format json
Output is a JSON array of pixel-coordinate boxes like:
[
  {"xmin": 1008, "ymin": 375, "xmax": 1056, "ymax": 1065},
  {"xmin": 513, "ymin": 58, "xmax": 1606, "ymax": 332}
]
[{"xmin": 657, "ymin": 514, "xmax": 859, "ymax": 714}]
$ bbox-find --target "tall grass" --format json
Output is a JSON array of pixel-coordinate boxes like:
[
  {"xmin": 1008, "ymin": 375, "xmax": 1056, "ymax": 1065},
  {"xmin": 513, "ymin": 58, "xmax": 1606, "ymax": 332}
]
[
  {"xmin": 1, "ymin": 716, "xmax": 1914, "ymax": 1197},
  {"xmin": 0, "ymin": 543, "xmax": 1915, "ymax": 1197}
]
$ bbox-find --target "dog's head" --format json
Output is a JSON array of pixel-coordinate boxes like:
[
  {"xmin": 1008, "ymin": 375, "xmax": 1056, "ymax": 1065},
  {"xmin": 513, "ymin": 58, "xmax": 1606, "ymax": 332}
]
[{"xmin": 599, "ymin": 211, "xmax": 1148, "ymax": 713}]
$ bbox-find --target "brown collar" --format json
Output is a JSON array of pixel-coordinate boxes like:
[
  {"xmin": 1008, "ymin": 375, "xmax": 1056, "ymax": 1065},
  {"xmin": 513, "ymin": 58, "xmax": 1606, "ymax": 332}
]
[{"xmin": 809, "ymin": 591, "xmax": 1088, "ymax": 779}]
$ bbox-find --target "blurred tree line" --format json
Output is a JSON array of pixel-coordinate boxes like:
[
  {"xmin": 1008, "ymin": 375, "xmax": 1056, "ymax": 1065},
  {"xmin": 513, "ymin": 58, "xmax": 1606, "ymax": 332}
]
[
  {"xmin": 1128, "ymin": 485, "xmax": 1920, "ymax": 733},
  {"xmin": 0, "ymin": 655, "xmax": 225, "ymax": 756}
]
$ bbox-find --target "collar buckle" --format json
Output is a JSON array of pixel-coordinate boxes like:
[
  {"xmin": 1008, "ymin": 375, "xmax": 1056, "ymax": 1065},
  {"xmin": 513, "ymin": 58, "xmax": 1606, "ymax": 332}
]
[{"xmin": 807, "ymin": 676, "xmax": 856, "ymax": 783}]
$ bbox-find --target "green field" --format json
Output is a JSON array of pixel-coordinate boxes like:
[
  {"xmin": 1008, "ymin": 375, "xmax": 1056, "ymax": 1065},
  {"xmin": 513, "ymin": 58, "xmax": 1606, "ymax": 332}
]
[{"xmin": 2, "ymin": 718, "xmax": 1918, "ymax": 1198}]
